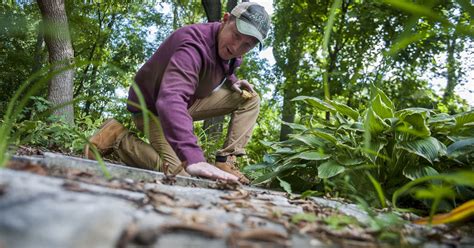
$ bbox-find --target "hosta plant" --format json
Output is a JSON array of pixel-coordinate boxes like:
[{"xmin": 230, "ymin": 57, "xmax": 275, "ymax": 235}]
[{"xmin": 249, "ymin": 85, "xmax": 474, "ymax": 210}]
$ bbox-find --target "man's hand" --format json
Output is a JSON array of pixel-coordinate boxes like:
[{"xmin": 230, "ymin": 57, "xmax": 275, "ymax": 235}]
[
  {"xmin": 186, "ymin": 162, "xmax": 239, "ymax": 182},
  {"xmin": 231, "ymin": 79, "xmax": 254, "ymax": 94}
]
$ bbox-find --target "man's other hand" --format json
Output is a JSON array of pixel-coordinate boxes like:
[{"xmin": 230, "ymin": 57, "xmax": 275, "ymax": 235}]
[
  {"xmin": 186, "ymin": 162, "xmax": 239, "ymax": 182},
  {"xmin": 231, "ymin": 79, "xmax": 254, "ymax": 94}
]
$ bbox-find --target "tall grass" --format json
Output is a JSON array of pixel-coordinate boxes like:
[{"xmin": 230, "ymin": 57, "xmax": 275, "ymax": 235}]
[{"xmin": 0, "ymin": 59, "xmax": 156, "ymax": 179}]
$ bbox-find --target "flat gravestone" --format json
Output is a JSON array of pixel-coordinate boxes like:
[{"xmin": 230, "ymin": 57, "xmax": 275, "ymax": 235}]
[{"xmin": 0, "ymin": 152, "xmax": 471, "ymax": 247}]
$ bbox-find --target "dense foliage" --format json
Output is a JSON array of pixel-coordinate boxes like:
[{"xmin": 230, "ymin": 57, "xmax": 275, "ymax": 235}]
[{"xmin": 248, "ymin": 85, "xmax": 474, "ymax": 212}]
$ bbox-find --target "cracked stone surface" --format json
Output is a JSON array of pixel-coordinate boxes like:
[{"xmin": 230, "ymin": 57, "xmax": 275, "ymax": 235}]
[{"xmin": 0, "ymin": 153, "xmax": 472, "ymax": 248}]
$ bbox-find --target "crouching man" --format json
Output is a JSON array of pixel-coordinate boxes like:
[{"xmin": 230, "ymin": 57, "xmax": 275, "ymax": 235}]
[{"xmin": 85, "ymin": 2, "xmax": 270, "ymax": 184}]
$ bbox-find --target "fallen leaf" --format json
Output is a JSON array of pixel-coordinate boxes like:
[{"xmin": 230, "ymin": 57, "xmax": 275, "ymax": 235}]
[
  {"xmin": 220, "ymin": 189, "xmax": 249, "ymax": 200},
  {"xmin": 160, "ymin": 223, "xmax": 222, "ymax": 238},
  {"xmin": 177, "ymin": 200, "xmax": 202, "ymax": 209},
  {"xmin": 147, "ymin": 188, "xmax": 175, "ymax": 199},
  {"xmin": 246, "ymin": 212, "xmax": 291, "ymax": 231},
  {"xmin": 62, "ymin": 181, "xmax": 90, "ymax": 193},
  {"xmin": 6, "ymin": 160, "xmax": 47, "ymax": 176},
  {"xmin": 146, "ymin": 189, "xmax": 176, "ymax": 207},
  {"xmin": 228, "ymin": 228, "xmax": 290, "ymax": 247},
  {"xmin": 66, "ymin": 169, "xmax": 95, "ymax": 179},
  {"xmin": 301, "ymin": 222, "xmax": 374, "ymax": 242},
  {"xmin": 211, "ymin": 179, "xmax": 242, "ymax": 190},
  {"xmin": 232, "ymin": 199, "xmax": 254, "ymax": 209},
  {"xmin": 414, "ymin": 200, "xmax": 474, "ymax": 225},
  {"xmin": 181, "ymin": 212, "xmax": 209, "ymax": 224}
]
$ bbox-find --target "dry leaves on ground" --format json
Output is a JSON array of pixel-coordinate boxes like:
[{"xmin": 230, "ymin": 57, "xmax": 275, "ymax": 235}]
[
  {"xmin": 62, "ymin": 180, "xmax": 90, "ymax": 193},
  {"xmin": 220, "ymin": 189, "xmax": 250, "ymax": 200},
  {"xmin": 228, "ymin": 228, "xmax": 290, "ymax": 247},
  {"xmin": 6, "ymin": 160, "xmax": 47, "ymax": 176}
]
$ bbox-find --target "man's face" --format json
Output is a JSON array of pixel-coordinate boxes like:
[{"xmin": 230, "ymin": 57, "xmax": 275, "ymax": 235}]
[{"xmin": 217, "ymin": 14, "xmax": 258, "ymax": 60}]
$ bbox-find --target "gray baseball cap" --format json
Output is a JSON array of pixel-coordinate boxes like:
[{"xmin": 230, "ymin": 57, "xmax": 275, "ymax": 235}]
[{"xmin": 231, "ymin": 2, "xmax": 271, "ymax": 50}]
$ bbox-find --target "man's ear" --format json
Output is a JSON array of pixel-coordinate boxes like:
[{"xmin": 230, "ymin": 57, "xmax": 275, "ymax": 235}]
[{"xmin": 222, "ymin": 12, "xmax": 231, "ymax": 23}]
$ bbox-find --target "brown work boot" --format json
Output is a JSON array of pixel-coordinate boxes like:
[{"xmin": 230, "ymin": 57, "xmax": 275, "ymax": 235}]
[
  {"xmin": 214, "ymin": 155, "xmax": 250, "ymax": 184},
  {"xmin": 84, "ymin": 118, "xmax": 126, "ymax": 160}
]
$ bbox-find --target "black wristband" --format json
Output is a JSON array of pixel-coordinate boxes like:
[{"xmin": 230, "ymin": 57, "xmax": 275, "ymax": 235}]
[{"xmin": 215, "ymin": 155, "xmax": 227, "ymax": 162}]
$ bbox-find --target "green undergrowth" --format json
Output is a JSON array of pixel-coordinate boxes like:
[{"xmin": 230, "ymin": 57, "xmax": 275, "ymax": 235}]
[
  {"xmin": 247, "ymin": 85, "xmax": 474, "ymax": 215},
  {"xmin": 11, "ymin": 97, "xmax": 105, "ymax": 154}
]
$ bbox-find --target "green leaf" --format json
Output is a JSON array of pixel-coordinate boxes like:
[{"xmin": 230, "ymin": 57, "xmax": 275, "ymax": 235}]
[
  {"xmin": 381, "ymin": 0, "xmax": 447, "ymax": 22},
  {"xmin": 329, "ymin": 100, "xmax": 360, "ymax": 120},
  {"xmin": 372, "ymin": 95, "xmax": 394, "ymax": 119},
  {"xmin": 393, "ymin": 171, "xmax": 474, "ymax": 209},
  {"xmin": 293, "ymin": 134, "xmax": 324, "ymax": 148},
  {"xmin": 444, "ymin": 171, "xmax": 474, "ymax": 186},
  {"xmin": 454, "ymin": 111, "xmax": 474, "ymax": 129},
  {"xmin": 371, "ymin": 85, "xmax": 395, "ymax": 110},
  {"xmin": 447, "ymin": 138, "xmax": 474, "ymax": 159},
  {"xmin": 324, "ymin": 215, "xmax": 358, "ymax": 230},
  {"xmin": 363, "ymin": 138, "xmax": 388, "ymax": 164},
  {"xmin": 403, "ymin": 165, "xmax": 439, "ymax": 180},
  {"xmin": 397, "ymin": 108, "xmax": 432, "ymax": 116},
  {"xmin": 336, "ymin": 156, "xmax": 365, "ymax": 166},
  {"xmin": 339, "ymin": 122, "xmax": 364, "ymax": 132},
  {"xmin": 397, "ymin": 137, "xmax": 446, "ymax": 164},
  {"xmin": 292, "ymin": 96, "xmax": 335, "ymax": 112},
  {"xmin": 252, "ymin": 163, "xmax": 306, "ymax": 185},
  {"xmin": 277, "ymin": 177, "xmax": 292, "ymax": 194},
  {"xmin": 318, "ymin": 160, "xmax": 345, "ymax": 178},
  {"xmin": 396, "ymin": 109, "xmax": 431, "ymax": 137},
  {"xmin": 428, "ymin": 113, "xmax": 455, "ymax": 125},
  {"xmin": 243, "ymin": 163, "xmax": 271, "ymax": 172},
  {"xmin": 366, "ymin": 172, "xmax": 387, "ymax": 208},
  {"xmin": 259, "ymin": 140, "xmax": 275, "ymax": 147},
  {"xmin": 301, "ymin": 190, "xmax": 323, "ymax": 198},
  {"xmin": 365, "ymin": 108, "xmax": 390, "ymax": 135},
  {"xmin": 413, "ymin": 184, "xmax": 456, "ymax": 220},
  {"xmin": 292, "ymin": 151, "xmax": 331, "ymax": 161},
  {"xmin": 414, "ymin": 184, "xmax": 455, "ymax": 200},
  {"xmin": 281, "ymin": 121, "xmax": 308, "ymax": 131},
  {"xmin": 274, "ymin": 147, "xmax": 294, "ymax": 154},
  {"xmin": 310, "ymin": 129, "xmax": 337, "ymax": 144}
]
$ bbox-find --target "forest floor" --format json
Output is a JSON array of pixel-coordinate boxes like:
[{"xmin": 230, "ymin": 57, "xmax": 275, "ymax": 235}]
[{"xmin": 0, "ymin": 148, "xmax": 473, "ymax": 247}]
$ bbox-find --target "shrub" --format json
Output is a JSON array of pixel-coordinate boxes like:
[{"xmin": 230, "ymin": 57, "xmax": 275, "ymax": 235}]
[{"xmin": 249, "ymin": 85, "xmax": 474, "ymax": 210}]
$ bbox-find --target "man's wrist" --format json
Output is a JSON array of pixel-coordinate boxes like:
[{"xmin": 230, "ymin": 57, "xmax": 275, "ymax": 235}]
[{"xmin": 181, "ymin": 148, "xmax": 206, "ymax": 166}]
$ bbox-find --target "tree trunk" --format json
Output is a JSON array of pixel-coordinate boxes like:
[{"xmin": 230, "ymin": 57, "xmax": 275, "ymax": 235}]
[
  {"xmin": 37, "ymin": 0, "xmax": 75, "ymax": 125},
  {"xmin": 32, "ymin": 20, "xmax": 44, "ymax": 74},
  {"xmin": 202, "ymin": 0, "xmax": 222, "ymax": 22},
  {"xmin": 172, "ymin": 1, "xmax": 180, "ymax": 29},
  {"xmin": 443, "ymin": 36, "xmax": 457, "ymax": 104},
  {"xmin": 201, "ymin": 0, "xmax": 224, "ymax": 141},
  {"xmin": 226, "ymin": 0, "xmax": 238, "ymax": 13},
  {"xmin": 279, "ymin": 88, "xmax": 295, "ymax": 141}
]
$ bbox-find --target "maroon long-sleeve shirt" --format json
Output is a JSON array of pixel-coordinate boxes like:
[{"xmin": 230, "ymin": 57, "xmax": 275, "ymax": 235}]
[{"xmin": 127, "ymin": 22, "xmax": 242, "ymax": 165}]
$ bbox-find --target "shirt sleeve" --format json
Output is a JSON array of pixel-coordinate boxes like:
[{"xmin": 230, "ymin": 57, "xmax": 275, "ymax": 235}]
[{"xmin": 155, "ymin": 44, "xmax": 206, "ymax": 166}]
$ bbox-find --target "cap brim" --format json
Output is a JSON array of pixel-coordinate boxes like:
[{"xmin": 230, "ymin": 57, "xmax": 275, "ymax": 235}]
[{"xmin": 236, "ymin": 19, "xmax": 264, "ymax": 51}]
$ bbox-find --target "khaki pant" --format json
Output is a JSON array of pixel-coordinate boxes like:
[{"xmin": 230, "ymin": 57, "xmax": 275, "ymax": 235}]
[{"xmin": 113, "ymin": 86, "xmax": 260, "ymax": 175}]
